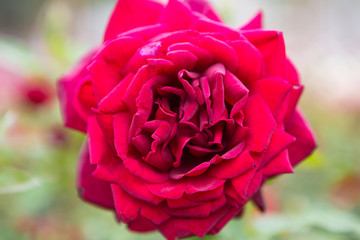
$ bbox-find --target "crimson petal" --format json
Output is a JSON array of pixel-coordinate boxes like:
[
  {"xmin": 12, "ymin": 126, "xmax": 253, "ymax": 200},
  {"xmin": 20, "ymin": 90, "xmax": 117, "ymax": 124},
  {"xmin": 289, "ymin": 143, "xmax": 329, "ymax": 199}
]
[
  {"xmin": 77, "ymin": 142, "xmax": 115, "ymax": 209},
  {"xmin": 104, "ymin": 0, "xmax": 164, "ymax": 41}
]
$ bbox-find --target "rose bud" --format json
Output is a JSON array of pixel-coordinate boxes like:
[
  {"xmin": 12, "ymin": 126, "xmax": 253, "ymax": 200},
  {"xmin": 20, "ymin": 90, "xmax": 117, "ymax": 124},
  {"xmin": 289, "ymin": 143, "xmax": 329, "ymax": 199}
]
[
  {"xmin": 20, "ymin": 79, "xmax": 53, "ymax": 106},
  {"xmin": 58, "ymin": 0, "xmax": 316, "ymax": 239}
]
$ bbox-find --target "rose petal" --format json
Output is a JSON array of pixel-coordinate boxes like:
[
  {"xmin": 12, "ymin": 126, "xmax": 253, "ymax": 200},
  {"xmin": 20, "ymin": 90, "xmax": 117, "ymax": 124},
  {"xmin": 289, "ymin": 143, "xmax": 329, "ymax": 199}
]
[
  {"xmin": 190, "ymin": 18, "xmax": 241, "ymax": 40},
  {"xmin": 128, "ymin": 215, "xmax": 156, "ymax": 232},
  {"xmin": 115, "ymin": 164, "xmax": 163, "ymax": 204},
  {"xmin": 167, "ymin": 197, "xmax": 200, "ymax": 209},
  {"xmin": 261, "ymin": 123, "xmax": 295, "ymax": 167},
  {"xmin": 223, "ymin": 70, "xmax": 249, "ymax": 106},
  {"xmin": 169, "ymin": 135, "xmax": 192, "ymax": 168},
  {"xmin": 252, "ymin": 77, "xmax": 293, "ymax": 118},
  {"xmin": 243, "ymin": 30, "xmax": 287, "ymax": 79},
  {"xmin": 77, "ymin": 141, "xmax": 114, "ymax": 209},
  {"xmin": 231, "ymin": 168, "xmax": 257, "ymax": 199},
  {"xmin": 97, "ymin": 72, "xmax": 134, "ymax": 113},
  {"xmin": 285, "ymin": 110, "xmax": 317, "ymax": 166},
  {"xmin": 185, "ymin": 0, "xmax": 222, "ymax": 22},
  {"xmin": 284, "ymin": 85, "xmax": 303, "ymax": 123},
  {"xmin": 88, "ymin": 59, "xmax": 120, "ymax": 102},
  {"xmin": 111, "ymin": 184, "xmax": 170, "ymax": 224},
  {"xmin": 122, "ymin": 66, "xmax": 153, "ymax": 113},
  {"xmin": 163, "ymin": 195, "xmax": 227, "ymax": 218},
  {"xmin": 209, "ymin": 206, "xmax": 242, "ymax": 234},
  {"xmin": 97, "ymin": 36, "xmax": 144, "ymax": 69},
  {"xmin": 124, "ymin": 148, "xmax": 169, "ymax": 183},
  {"xmin": 251, "ymin": 190, "xmax": 265, "ymax": 212},
  {"xmin": 168, "ymin": 42, "xmax": 215, "ymax": 70},
  {"xmin": 227, "ymin": 39, "xmax": 263, "ymax": 84},
  {"xmin": 244, "ymin": 94, "xmax": 277, "ymax": 152},
  {"xmin": 124, "ymin": 41, "xmax": 166, "ymax": 73},
  {"xmin": 158, "ymin": 206, "xmax": 229, "ymax": 239},
  {"xmin": 239, "ymin": 11, "xmax": 263, "ymax": 30},
  {"xmin": 157, "ymin": 0, "xmax": 198, "ymax": 30},
  {"xmin": 263, "ymin": 149, "xmax": 294, "ymax": 177},
  {"xmin": 208, "ymin": 150, "xmax": 255, "ymax": 179},
  {"xmin": 145, "ymin": 174, "xmax": 225, "ymax": 199},
  {"xmin": 246, "ymin": 169, "xmax": 264, "ymax": 198},
  {"xmin": 167, "ymin": 50, "xmax": 198, "ymax": 71},
  {"xmin": 197, "ymin": 36, "xmax": 239, "ymax": 73},
  {"xmin": 73, "ymin": 76, "xmax": 97, "ymax": 121},
  {"xmin": 286, "ymin": 59, "xmax": 301, "ymax": 85},
  {"xmin": 104, "ymin": 0, "xmax": 164, "ymax": 41},
  {"xmin": 58, "ymin": 48, "xmax": 98, "ymax": 132},
  {"xmin": 186, "ymin": 184, "xmax": 224, "ymax": 202},
  {"xmin": 113, "ymin": 112, "xmax": 132, "ymax": 159},
  {"xmin": 118, "ymin": 23, "xmax": 169, "ymax": 41}
]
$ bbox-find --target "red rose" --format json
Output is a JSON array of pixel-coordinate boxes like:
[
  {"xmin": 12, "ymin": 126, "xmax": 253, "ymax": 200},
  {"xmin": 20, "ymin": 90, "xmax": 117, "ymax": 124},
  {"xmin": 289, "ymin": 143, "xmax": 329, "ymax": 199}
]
[{"xmin": 58, "ymin": 0, "xmax": 316, "ymax": 239}]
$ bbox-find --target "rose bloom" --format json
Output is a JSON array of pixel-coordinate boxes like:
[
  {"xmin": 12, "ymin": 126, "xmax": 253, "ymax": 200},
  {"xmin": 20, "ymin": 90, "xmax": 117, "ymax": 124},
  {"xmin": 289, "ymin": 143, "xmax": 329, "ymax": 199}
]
[{"xmin": 58, "ymin": 0, "xmax": 316, "ymax": 239}]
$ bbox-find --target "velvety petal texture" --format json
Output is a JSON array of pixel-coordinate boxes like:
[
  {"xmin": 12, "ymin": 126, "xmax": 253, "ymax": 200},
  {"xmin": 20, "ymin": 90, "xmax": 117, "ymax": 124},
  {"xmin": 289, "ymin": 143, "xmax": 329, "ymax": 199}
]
[{"xmin": 58, "ymin": 0, "xmax": 316, "ymax": 239}]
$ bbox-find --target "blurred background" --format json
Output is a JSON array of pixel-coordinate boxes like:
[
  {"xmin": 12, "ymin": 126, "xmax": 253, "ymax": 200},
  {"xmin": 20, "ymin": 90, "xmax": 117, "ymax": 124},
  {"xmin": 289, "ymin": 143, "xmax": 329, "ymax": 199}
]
[{"xmin": 0, "ymin": 0, "xmax": 359, "ymax": 239}]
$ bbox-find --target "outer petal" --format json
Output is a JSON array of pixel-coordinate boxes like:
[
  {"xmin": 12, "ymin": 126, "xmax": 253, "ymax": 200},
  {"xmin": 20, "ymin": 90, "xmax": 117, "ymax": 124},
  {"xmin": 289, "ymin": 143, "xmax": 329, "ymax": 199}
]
[
  {"xmin": 244, "ymin": 94, "xmax": 277, "ymax": 152},
  {"xmin": 57, "ymin": 48, "xmax": 98, "ymax": 132},
  {"xmin": 157, "ymin": 0, "xmax": 198, "ymax": 30},
  {"xmin": 243, "ymin": 30, "xmax": 287, "ymax": 79},
  {"xmin": 159, "ymin": 206, "xmax": 229, "ymax": 239},
  {"xmin": 104, "ymin": 0, "xmax": 164, "ymax": 41},
  {"xmin": 263, "ymin": 149, "xmax": 294, "ymax": 177},
  {"xmin": 240, "ymin": 11, "xmax": 263, "ymax": 30},
  {"xmin": 185, "ymin": 0, "xmax": 222, "ymax": 22},
  {"xmin": 111, "ymin": 184, "xmax": 170, "ymax": 224},
  {"xmin": 286, "ymin": 110, "xmax": 317, "ymax": 166},
  {"xmin": 77, "ymin": 141, "xmax": 115, "ymax": 209},
  {"xmin": 145, "ymin": 174, "xmax": 225, "ymax": 199}
]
